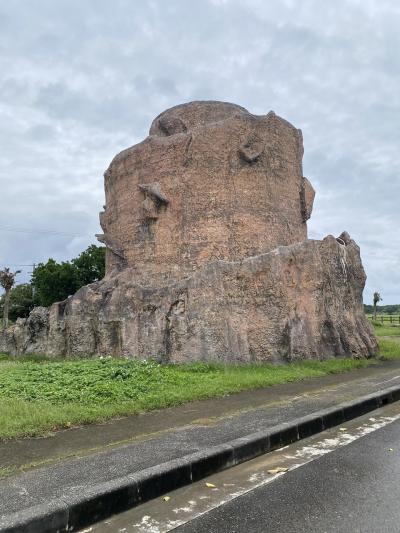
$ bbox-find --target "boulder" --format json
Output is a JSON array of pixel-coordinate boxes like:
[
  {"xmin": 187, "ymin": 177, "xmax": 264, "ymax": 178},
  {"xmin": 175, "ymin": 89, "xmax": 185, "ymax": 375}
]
[{"xmin": 0, "ymin": 101, "xmax": 377, "ymax": 361}]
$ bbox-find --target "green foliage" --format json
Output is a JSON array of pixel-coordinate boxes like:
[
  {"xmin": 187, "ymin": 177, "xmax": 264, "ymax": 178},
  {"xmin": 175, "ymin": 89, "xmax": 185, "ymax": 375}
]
[
  {"xmin": 0, "ymin": 283, "xmax": 34, "ymax": 321},
  {"xmin": 373, "ymin": 325, "xmax": 400, "ymax": 337},
  {"xmin": 72, "ymin": 245, "xmax": 105, "ymax": 286},
  {"xmin": 0, "ymin": 355, "xmax": 375, "ymax": 440},
  {"xmin": 373, "ymin": 291, "xmax": 382, "ymax": 306},
  {"xmin": 0, "ymin": 267, "xmax": 21, "ymax": 328},
  {"xmin": 0, "ymin": 245, "xmax": 105, "ymax": 315},
  {"xmin": 370, "ymin": 322, "xmax": 400, "ymax": 359},
  {"xmin": 364, "ymin": 304, "xmax": 400, "ymax": 314},
  {"xmin": 378, "ymin": 339, "xmax": 400, "ymax": 360},
  {"xmin": 31, "ymin": 245, "xmax": 105, "ymax": 307},
  {"xmin": 0, "ymin": 322, "xmax": 399, "ymax": 441},
  {"xmin": 31, "ymin": 259, "xmax": 80, "ymax": 307}
]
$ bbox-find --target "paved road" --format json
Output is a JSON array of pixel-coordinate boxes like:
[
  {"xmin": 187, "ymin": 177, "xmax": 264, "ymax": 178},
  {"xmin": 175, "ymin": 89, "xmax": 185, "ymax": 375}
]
[
  {"xmin": 83, "ymin": 403, "xmax": 400, "ymax": 533},
  {"xmin": 177, "ymin": 418, "xmax": 400, "ymax": 533}
]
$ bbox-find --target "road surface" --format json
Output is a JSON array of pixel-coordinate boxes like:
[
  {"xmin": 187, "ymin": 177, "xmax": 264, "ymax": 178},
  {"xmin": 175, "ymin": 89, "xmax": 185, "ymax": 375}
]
[{"xmin": 82, "ymin": 402, "xmax": 400, "ymax": 533}]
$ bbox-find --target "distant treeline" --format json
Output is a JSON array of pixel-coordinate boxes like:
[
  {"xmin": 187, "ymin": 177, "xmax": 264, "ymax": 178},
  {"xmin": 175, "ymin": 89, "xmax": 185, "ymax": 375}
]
[{"xmin": 364, "ymin": 304, "xmax": 400, "ymax": 315}]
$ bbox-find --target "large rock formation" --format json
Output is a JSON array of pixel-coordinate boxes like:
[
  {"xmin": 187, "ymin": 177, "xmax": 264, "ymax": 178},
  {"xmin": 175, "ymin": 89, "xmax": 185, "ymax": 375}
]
[
  {"xmin": 0, "ymin": 101, "xmax": 377, "ymax": 361},
  {"xmin": 99, "ymin": 101, "xmax": 314, "ymax": 281}
]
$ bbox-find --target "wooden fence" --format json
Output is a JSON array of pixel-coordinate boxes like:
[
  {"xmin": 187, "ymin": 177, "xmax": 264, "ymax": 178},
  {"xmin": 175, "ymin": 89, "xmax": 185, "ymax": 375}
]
[{"xmin": 366, "ymin": 314, "xmax": 400, "ymax": 325}]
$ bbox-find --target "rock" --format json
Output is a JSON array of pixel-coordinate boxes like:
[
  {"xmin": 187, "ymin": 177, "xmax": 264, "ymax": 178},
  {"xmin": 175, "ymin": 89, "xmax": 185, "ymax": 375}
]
[
  {"xmin": 0, "ymin": 237, "xmax": 377, "ymax": 361},
  {"xmin": 0, "ymin": 101, "xmax": 377, "ymax": 361},
  {"xmin": 100, "ymin": 100, "xmax": 310, "ymax": 279}
]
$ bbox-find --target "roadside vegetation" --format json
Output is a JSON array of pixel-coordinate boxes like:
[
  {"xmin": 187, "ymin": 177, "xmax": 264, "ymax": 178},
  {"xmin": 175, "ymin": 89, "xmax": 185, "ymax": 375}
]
[
  {"xmin": 0, "ymin": 244, "xmax": 105, "ymax": 324},
  {"xmin": 373, "ymin": 322, "xmax": 400, "ymax": 360},
  {"xmin": 0, "ymin": 323, "xmax": 399, "ymax": 441}
]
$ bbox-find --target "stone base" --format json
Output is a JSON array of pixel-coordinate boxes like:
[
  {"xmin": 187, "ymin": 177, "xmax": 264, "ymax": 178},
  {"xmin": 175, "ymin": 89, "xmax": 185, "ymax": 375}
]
[{"xmin": 0, "ymin": 234, "xmax": 378, "ymax": 362}]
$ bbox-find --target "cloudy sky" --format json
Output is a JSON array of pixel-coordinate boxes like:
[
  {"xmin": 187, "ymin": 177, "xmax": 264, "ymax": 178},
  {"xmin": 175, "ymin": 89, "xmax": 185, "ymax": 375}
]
[{"xmin": 0, "ymin": 0, "xmax": 399, "ymax": 303}]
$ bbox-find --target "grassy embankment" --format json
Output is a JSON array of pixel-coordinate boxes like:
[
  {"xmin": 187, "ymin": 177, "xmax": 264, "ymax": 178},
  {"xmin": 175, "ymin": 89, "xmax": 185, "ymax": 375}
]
[{"xmin": 0, "ymin": 324, "xmax": 399, "ymax": 441}]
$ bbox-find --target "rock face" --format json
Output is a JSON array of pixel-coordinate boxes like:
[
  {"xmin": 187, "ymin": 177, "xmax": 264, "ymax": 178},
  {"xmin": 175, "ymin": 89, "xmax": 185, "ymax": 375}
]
[
  {"xmin": 0, "ymin": 101, "xmax": 377, "ymax": 361},
  {"xmin": 98, "ymin": 101, "xmax": 314, "ymax": 282}
]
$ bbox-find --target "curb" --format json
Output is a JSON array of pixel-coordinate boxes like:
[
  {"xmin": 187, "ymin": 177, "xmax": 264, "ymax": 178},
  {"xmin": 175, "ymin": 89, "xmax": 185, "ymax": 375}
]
[{"xmin": 2, "ymin": 384, "xmax": 400, "ymax": 532}]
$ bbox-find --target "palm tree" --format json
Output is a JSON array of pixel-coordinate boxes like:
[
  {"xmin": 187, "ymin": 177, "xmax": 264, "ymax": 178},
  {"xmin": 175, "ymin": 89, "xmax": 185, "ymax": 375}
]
[
  {"xmin": 0, "ymin": 268, "xmax": 21, "ymax": 329},
  {"xmin": 373, "ymin": 291, "xmax": 382, "ymax": 321}
]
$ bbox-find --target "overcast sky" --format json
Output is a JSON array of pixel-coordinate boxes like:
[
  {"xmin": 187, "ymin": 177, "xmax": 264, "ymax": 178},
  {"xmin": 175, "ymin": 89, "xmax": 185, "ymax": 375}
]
[{"xmin": 1, "ymin": 0, "xmax": 399, "ymax": 303}]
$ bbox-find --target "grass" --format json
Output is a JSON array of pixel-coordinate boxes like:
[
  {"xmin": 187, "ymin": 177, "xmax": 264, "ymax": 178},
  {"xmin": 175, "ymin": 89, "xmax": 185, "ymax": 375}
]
[
  {"xmin": 0, "ymin": 356, "xmax": 374, "ymax": 441},
  {"xmin": 373, "ymin": 322, "xmax": 400, "ymax": 360},
  {"xmin": 0, "ymin": 324, "xmax": 399, "ymax": 441},
  {"xmin": 371, "ymin": 323, "xmax": 400, "ymax": 336},
  {"xmin": 377, "ymin": 338, "xmax": 400, "ymax": 360}
]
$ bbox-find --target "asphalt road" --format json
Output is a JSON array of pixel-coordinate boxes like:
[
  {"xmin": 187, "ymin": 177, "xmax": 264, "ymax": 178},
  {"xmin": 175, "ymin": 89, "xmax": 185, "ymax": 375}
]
[
  {"xmin": 176, "ymin": 418, "xmax": 400, "ymax": 533},
  {"xmin": 84, "ymin": 404, "xmax": 400, "ymax": 533}
]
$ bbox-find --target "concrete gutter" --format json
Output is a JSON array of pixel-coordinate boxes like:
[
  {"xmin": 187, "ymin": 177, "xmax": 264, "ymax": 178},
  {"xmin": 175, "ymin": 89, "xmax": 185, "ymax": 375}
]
[{"xmin": 2, "ymin": 384, "xmax": 400, "ymax": 533}]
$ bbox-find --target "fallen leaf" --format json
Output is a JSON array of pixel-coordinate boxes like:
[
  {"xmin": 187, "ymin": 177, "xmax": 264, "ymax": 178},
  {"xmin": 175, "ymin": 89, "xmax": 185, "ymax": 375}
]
[
  {"xmin": 163, "ymin": 496, "xmax": 170, "ymax": 501},
  {"xmin": 267, "ymin": 467, "xmax": 288, "ymax": 474},
  {"xmin": 339, "ymin": 428, "xmax": 347, "ymax": 432},
  {"xmin": 389, "ymin": 448, "xmax": 394, "ymax": 452},
  {"xmin": 205, "ymin": 482, "xmax": 216, "ymax": 488}
]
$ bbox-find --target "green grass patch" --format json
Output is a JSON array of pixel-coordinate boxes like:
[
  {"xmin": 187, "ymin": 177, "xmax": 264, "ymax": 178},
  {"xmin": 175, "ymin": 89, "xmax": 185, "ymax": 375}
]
[
  {"xmin": 0, "ymin": 323, "xmax": 399, "ymax": 441},
  {"xmin": 373, "ymin": 325, "xmax": 400, "ymax": 337},
  {"xmin": 372, "ymin": 323, "xmax": 400, "ymax": 359},
  {"xmin": 378, "ymin": 338, "xmax": 400, "ymax": 360},
  {"xmin": 0, "ymin": 354, "xmax": 376, "ymax": 441}
]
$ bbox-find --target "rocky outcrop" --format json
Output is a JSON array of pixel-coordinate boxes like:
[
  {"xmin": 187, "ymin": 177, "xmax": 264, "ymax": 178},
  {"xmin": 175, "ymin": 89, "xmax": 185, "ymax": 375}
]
[
  {"xmin": 99, "ymin": 101, "xmax": 313, "ymax": 280},
  {"xmin": 1, "ymin": 234, "xmax": 377, "ymax": 361},
  {"xmin": 0, "ymin": 101, "xmax": 377, "ymax": 361}
]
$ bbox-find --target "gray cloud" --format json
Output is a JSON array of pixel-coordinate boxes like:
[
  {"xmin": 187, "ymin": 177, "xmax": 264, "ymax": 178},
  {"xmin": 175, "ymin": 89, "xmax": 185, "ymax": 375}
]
[{"xmin": 0, "ymin": 0, "xmax": 399, "ymax": 303}]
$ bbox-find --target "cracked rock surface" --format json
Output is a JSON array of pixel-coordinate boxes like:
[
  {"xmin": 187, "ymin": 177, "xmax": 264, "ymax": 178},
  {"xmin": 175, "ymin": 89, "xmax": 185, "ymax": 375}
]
[{"xmin": 0, "ymin": 101, "xmax": 377, "ymax": 360}]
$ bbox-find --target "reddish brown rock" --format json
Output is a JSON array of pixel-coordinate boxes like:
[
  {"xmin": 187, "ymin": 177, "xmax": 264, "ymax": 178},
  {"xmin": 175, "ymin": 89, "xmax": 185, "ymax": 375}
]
[
  {"xmin": 98, "ymin": 101, "xmax": 312, "ymax": 281},
  {"xmin": 0, "ymin": 101, "xmax": 377, "ymax": 361}
]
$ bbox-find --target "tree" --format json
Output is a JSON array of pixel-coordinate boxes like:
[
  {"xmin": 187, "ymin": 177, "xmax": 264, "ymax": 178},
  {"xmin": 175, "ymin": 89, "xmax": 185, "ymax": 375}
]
[
  {"xmin": 31, "ymin": 259, "xmax": 80, "ymax": 307},
  {"xmin": 0, "ymin": 283, "xmax": 35, "ymax": 322},
  {"xmin": 373, "ymin": 291, "xmax": 382, "ymax": 321},
  {"xmin": 31, "ymin": 245, "xmax": 105, "ymax": 308},
  {"xmin": 0, "ymin": 268, "xmax": 21, "ymax": 328},
  {"xmin": 72, "ymin": 245, "xmax": 105, "ymax": 285}
]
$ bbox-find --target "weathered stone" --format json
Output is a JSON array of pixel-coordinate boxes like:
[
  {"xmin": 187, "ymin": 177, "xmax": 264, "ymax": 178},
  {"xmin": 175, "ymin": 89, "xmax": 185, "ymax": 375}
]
[
  {"xmin": 100, "ymin": 101, "xmax": 310, "ymax": 278},
  {"xmin": 0, "ymin": 236, "xmax": 377, "ymax": 361},
  {"xmin": 0, "ymin": 101, "xmax": 377, "ymax": 361},
  {"xmin": 300, "ymin": 177, "xmax": 315, "ymax": 222}
]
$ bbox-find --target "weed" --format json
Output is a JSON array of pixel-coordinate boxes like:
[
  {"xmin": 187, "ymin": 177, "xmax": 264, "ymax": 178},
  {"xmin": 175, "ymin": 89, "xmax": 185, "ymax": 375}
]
[{"xmin": 0, "ymin": 324, "xmax": 398, "ymax": 441}]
